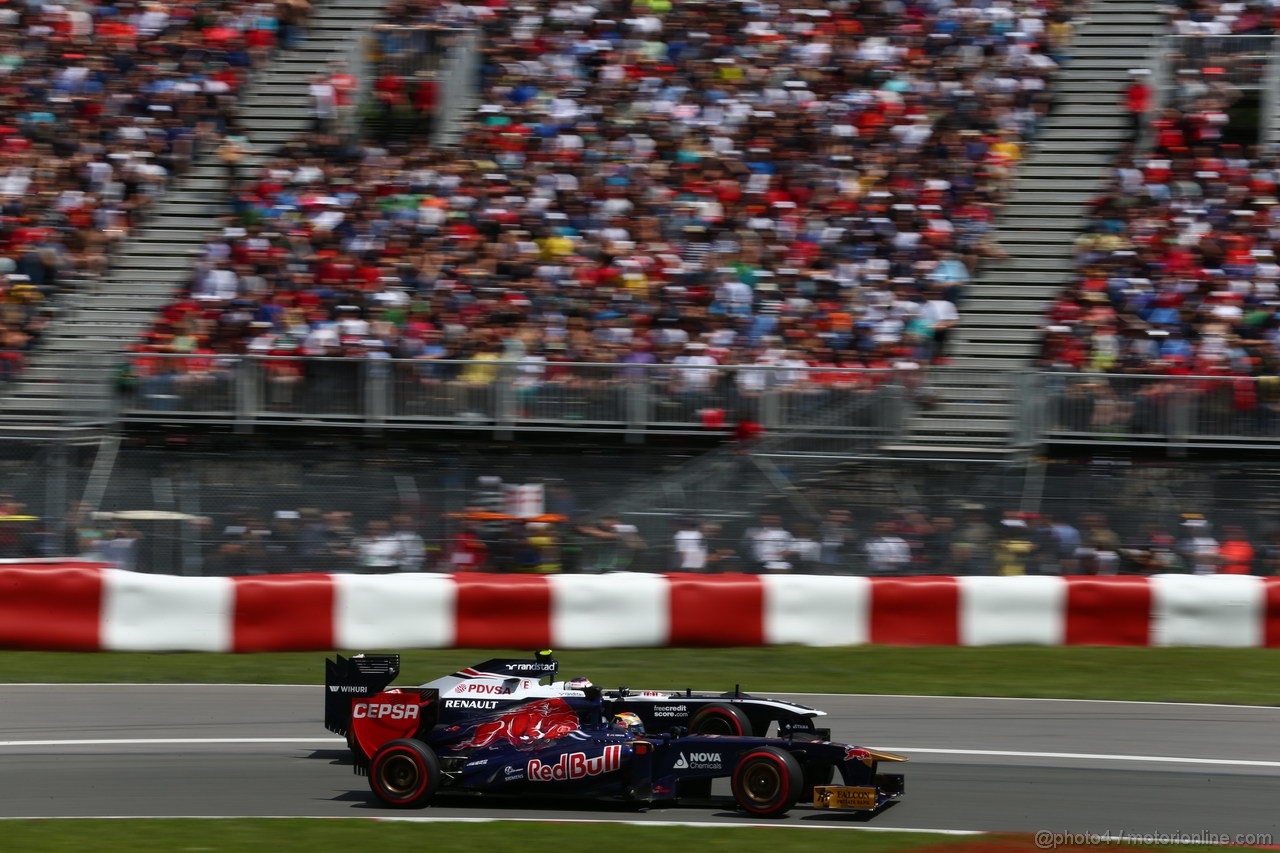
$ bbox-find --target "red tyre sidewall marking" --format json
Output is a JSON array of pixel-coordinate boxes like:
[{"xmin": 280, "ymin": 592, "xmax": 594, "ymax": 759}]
[
  {"xmin": 376, "ymin": 745, "xmax": 428, "ymax": 804},
  {"xmin": 735, "ymin": 750, "xmax": 790, "ymax": 814},
  {"xmin": 703, "ymin": 708, "xmax": 745, "ymax": 736}
]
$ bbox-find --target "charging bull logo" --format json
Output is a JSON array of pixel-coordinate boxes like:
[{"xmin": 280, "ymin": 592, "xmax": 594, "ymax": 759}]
[
  {"xmin": 456, "ymin": 698, "xmax": 580, "ymax": 749},
  {"xmin": 527, "ymin": 745, "xmax": 622, "ymax": 782}
]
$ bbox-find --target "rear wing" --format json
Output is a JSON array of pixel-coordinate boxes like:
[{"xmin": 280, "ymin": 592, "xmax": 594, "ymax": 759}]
[
  {"xmin": 324, "ymin": 653, "xmax": 401, "ymax": 735},
  {"xmin": 453, "ymin": 650, "xmax": 559, "ymax": 681}
]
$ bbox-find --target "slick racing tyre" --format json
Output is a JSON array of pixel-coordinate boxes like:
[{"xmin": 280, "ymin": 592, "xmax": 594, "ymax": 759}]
[
  {"xmin": 689, "ymin": 703, "xmax": 752, "ymax": 737},
  {"xmin": 370, "ymin": 739, "xmax": 441, "ymax": 808},
  {"xmin": 731, "ymin": 746, "xmax": 802, "ymax": 819}
]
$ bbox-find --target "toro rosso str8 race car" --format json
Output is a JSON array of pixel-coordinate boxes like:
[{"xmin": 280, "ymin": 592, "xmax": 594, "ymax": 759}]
[
  {"xmin": 325, "ymin": 651, "xmax": 826, "ymax": 741},
  {"xmin": 344, "ymin": 685, "xmax": 906, "ymax": 817}
]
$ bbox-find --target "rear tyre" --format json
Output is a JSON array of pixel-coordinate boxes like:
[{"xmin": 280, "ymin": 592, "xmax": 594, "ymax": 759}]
[
  {"xmin": 731, "ymin": 746, "xmax": 802, "ymax": 818},
  {"xmin": 369, "ymin": 739, "xmax": 441, "ymax": 808},
  {"xmin": 689, "ymin": 703, "xmax": 752, "ymax": 737}
]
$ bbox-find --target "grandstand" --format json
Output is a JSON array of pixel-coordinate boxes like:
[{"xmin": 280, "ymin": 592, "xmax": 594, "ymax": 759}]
[{"xmin": 3, "ymin": 0, "xmax": 1280, "ymax": 576}]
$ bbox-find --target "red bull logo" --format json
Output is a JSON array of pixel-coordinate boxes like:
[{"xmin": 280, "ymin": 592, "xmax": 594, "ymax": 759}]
[
  {"xmin": 844, "ymin": 746, "xmax": 872, "ymax": 763},
  {"xmin": 457, "ymin": 698, "xmax": 580, "ymax": 749},
  {"xmin": 527, "ymin": 745, "xmax": 622, "ymax": 782}
]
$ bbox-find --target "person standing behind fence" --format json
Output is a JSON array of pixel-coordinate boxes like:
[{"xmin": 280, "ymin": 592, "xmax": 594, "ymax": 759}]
[
  {"xmin": 329, "ymin": 61, "xmax": 358, "ymax": 136},
  {"xmin": 863, "ymin": 520, "xmax": 911, "ymax": 575},
  {"xmin": 743, "ymin": 513, "xmax": 795, "ymax": 573},
  {"xmin": 523, "ymin": 522, "xmax": 561, "ymax": 574},
  {"xmin": 411, "ymin": 70, "xmax": 438, "ymax": 138},
  {"xmin": 391, "ymin": 514, "xmax": 425, "ymax": 571},
  {"xmin": 994, "ymin": 517, "xmax": 1034, "ymax": 576},
  {"xmin": 672, "ymin": 517, "xmax": 707, "ymax": 572},
  {"xmin": 353, "ymin": 519, "xmax": 405, "ymax": 573},
  {"xmin": 819, "ymin": 508, "xmax": 855, "ymax": 573},
  {"xmin": 445, "ymin": 516, "xmax": 488, "ymax": 572},
  {"xmin": 309, "ymin": 74, "xmax": 337, "ymax": 134},
  {"xmin": 577, "ymin": 515, "xmax": 646, "ymax": 572},
  {"xmin": 1177, "ymin": 515, "xmax": 1220, "ymax": 575},
  {"xmin": 1124, "ymin": 69, "xmax": 1152, "ymax": 143},
  {"xmin": 1218, "ymin": 525, "xmax": 1255, "ymax": 574}
]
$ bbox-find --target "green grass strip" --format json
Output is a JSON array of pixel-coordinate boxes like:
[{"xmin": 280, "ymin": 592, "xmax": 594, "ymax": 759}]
[
  {"xmin": 2, "ymin": 646, "xmax": 1278, "ymax": 704},
  {"xmin": 0, "ymin": 819, "xmax": 1266, "ymax": 853},
  {"xmin": 0, "ymin": 821, "xmax": 969, "ymax": 853}
]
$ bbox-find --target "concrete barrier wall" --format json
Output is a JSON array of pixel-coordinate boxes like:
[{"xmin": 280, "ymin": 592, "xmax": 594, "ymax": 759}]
[{"xmin": 2, "ymin": 565, "xmax": 1278, "ymax": 651}]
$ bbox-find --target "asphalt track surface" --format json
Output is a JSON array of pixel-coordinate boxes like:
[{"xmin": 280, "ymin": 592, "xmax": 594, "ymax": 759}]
[{"xmin": 2, "ymin": 685, "xmax": 1279, "ymax": 836}]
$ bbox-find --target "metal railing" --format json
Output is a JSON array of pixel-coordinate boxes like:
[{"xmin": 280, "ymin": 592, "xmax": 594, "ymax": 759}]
[
  {"xmin": 55, "ymin": 353, "xmax": 1280, "ymax": 453},
  {"xmin": 367, "ymin": 24, "xmax": 461, "ymax": 79},
  {"xmin": 116, "ymin": 354, "xmax": 912, "ymax": 442},
  {"xmin": 1039, "ymin": 372, "xmax": 1280, "ymax": 450},
  {"xmin": 1159, "ymin": 34, "xmax": 1280, "ymax": 92}
]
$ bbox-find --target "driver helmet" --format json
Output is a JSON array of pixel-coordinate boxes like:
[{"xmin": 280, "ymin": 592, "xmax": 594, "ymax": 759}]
[
  {"xmin": 567, "ymin": 676, "xmax": 593, "ymax": 690},
  {"xmin": 612, "ymin": 712, "xmax": 644, "ymax": 733}
]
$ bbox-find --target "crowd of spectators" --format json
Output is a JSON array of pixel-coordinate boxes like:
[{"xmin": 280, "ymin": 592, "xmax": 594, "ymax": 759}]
[
  {"xmin": 64, "ymin": 497, "xmax": 1280, "ymax": 577},
  {"xmin": 0, "ymin": 0, "xmax": 309, "ymax": 380},
  {"xmin": 131, "ymin": 0, "xmax": 1084, "ymax": 401},
  {"xmin": 1039, "ymin": 2, "xmax": 1280, "ymax": 434}
]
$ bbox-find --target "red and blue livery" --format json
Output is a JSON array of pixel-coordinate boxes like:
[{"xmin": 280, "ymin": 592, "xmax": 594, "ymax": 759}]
[{"xmin": 342, "ymin": 674, "xmax": 906, "ymax": 818}]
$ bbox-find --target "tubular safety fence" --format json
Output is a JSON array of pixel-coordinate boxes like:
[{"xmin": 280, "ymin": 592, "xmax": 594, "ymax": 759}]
[
  {"xmin": 116, "ymin": 354, "xmax": 909, "ymax": 443},
  {"xmin": 110, "ymin": 356, "xmax": 1280, "ymax": 452}
]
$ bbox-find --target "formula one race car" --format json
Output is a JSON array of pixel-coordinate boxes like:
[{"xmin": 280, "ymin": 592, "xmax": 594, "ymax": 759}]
[
  {"xmin": 344, "ymin": 685, "xmax": 906, "ymax": 818},
  {"xmin": 325, "ymin": 651, "xmax": 827, "ymax": 742}
]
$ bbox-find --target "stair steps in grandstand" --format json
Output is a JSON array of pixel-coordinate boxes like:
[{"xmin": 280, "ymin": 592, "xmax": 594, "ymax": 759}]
[
  {"xmin": 962, "ymin": 299, "xmax": 1061, "ymax": 317},
  {"xmin": 100, "ymin": 269, "xmax": 194, "ymax": 284},
  {"xmin": 0, "ymin": 0, "xmax": 387, "ymax": 439},
  {"xmin": 992, "ymin": 256, "xmax": 1077, "ymax": 273},
  {"xmin": 968, "ymin": 285, "xmax": 1068, "ymax": 300},
  {"xmin": 950, "ymin": 313, "xmax": 1045, "ymax": 329},
  {"xmin": 998, "ymin": 236, "xmax": 1083, "ymax": 251},
  {"xmin": 110, "ymin": 255, "xmax": 201, "ymax": 271},
  {"xmin": 881, "ymin": 0, "xmax": 1163, "ymax": 461},
  {"xmin": 991, "ymin": 240, "xmax": 1081, "ymax": 257},
  {"xmin": 133, "ymin": 229, "xmax": 219, "ymax": 244},
  {"xmin": 998, "ymin": 203, "xmax": 1093, "ymax": 219},
  {"xmin": 1000, "ymin": 218, "xmax": 1089, "ymax": 232},
  {"xmin": 235, "ymin": 106, "xmax": 318, "ymax": 120},
  {"xmin": 1023, "ymin": 150, "xmax": 1112, "ymax": 164},
  {"xmin": 1007, "ymin": 166, "xmax": 1108, "ymax": 179},
  {"xmin": 61, "ymin": 310, "xmax": 165, "ymax": 326},
  {"xmin": 1009, "ymin": 191, "xmax": 1112, "ymax": 205}
]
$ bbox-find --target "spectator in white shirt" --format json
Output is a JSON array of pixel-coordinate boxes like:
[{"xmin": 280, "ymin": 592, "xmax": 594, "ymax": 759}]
[
  {"xmin": 745, "ymin": 513, "xmax": 795, "ymax": 572},
  {"xmin": 864, "ymin": 521, "xmax": 912, "ymax": 575},
  {"xmin": 672, "ymin": 517, "xmax": 708, "ymax": 572},
  {"xmin": 921, "ymin": 288, "xmax": 960, "ymax": 364},
  {"xmin": 353, "ymin": 519, "xmax": 407, "ymax": 573}
]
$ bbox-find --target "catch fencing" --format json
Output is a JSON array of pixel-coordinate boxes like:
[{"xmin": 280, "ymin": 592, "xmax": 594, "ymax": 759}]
[{"xmin": 7, "ymin": 442, "xmax": 1280, "ymax": 578}]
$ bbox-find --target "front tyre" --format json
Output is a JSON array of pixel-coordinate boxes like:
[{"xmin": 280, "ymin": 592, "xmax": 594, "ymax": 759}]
[
  {"xmin": 369, "ymin": 739, "xmax": 441, "ymax": 808},
  {"xmin": 731, "ymin": 746, "xmax": 802, "ymax": 818}
]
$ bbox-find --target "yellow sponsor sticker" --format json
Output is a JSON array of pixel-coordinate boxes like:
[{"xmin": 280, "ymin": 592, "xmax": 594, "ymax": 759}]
[{"xmin": 813, "ymin": 786, "xmax": 878, "ymax": 810}]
